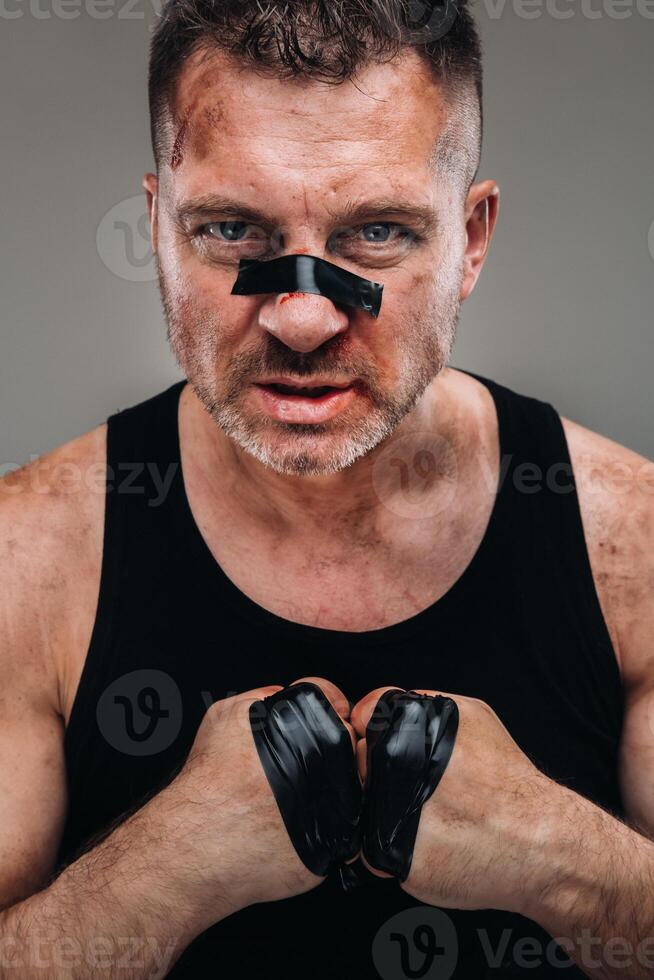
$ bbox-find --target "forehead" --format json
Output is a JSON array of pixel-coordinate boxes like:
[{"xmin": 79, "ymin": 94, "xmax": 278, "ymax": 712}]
[{"xmin": 165, "ymin": 46, "xmax": 449, "ymax": 207}]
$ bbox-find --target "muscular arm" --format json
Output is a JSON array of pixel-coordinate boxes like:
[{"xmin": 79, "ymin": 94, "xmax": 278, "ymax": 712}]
[
  {"xmin": 562, "ymin": 417, "xmax": 654, "ymax": 827},
  {"xmin": 0, "ymin": 457, "xmax": 73, "ymax": 910},
  {"xmin": 0, "ymin": 781, "xmax": 228, "ymax": 979},
  {"xmin": 525, "ymin": 419, "xmax": 654, "ymax": 977},
  {"xmin": 0, "ymin": 434, "xmax": 217, "ymax": 977}
]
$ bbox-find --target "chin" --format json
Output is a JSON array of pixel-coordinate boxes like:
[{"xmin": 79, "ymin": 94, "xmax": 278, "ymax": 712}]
[
  {"xmin": 226, "ymin": 418, "xmax": 395, "ymax": 477},
  {"xmin": 209, "ymin": 393, "xmax": 416, "ymax": 477},
  {"xmin": 239, "ymin": 433, "xmax": 373, "ymax": 476}
]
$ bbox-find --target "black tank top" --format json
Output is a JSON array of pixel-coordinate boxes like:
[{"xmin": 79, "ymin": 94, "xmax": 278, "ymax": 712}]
[{"xmin": 56, "ymin": 370, "xmax": 624, "ymax": 979}]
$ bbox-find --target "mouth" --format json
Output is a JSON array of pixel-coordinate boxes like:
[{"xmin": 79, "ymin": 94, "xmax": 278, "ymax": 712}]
[
  {"xmin": 252, "ymin": 377, "xmax": 358, "ymax": 423},
  {"xmin": 255, "ymin": 375, "xmax": 356, "ymax": 400},
  {"xmin": 258, "ymin": 381, "xmax": 348, "ymax": 399}
]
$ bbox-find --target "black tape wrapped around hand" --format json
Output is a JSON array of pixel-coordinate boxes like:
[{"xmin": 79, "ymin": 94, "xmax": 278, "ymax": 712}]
[
  {"xmin": 362, "ymin": 689, "xmax": 459, "ymax": 882},
  {"xmin": 249, "ymin": 682, "xmax": 362, "ymax": 886}
]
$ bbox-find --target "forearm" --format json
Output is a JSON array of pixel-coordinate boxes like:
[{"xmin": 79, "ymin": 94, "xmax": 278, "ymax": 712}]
[
  {"xmin": 525, "ymin": 782, "xmax": 654, "ymax": 979},
  {"xmin": 0, "ymin": 785, "xmax": 233, "ymax": 979}
]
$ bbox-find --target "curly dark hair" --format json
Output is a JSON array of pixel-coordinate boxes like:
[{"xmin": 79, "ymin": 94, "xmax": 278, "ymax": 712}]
[{"xmin": 148, "ymin": 0, "xmax": 483, "ymax": 185}]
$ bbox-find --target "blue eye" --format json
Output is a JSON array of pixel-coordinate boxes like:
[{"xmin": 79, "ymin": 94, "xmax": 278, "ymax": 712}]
[
  {"xmin": 361, "ymin": 223, "xmax": 392, "ymax": 243},
  {"xmin": 206, "ymin": 221, "xmax": 250, "ymax": 241}
]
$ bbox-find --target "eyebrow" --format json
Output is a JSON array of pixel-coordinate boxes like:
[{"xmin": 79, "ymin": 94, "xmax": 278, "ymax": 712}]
[{"xmin": 174, "ymin": 194, "xmax": 438, "ymax": 233}]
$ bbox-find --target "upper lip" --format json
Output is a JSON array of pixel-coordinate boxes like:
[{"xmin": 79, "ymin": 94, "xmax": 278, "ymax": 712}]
[{"xmin": 254, "ymin": 376, "xmax": 354, "ymax": 389}]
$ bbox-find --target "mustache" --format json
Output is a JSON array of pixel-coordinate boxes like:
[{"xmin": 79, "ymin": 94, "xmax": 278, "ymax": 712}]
[{"xmin": 227, "ymin": 334, "xmax": 377, "ymax": 385}]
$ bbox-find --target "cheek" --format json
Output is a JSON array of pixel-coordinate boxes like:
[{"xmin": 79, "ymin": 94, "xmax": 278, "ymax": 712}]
[
  {"xmin": 170, "ymin": 286, "xmax": 260, "ymax": 368},
  {"xmin": 158, "ymin": 249, "xmax": 240, "ymax": 335},
  {"xmin": 157, "ymin": 214, "xmax": 233, "ymax": 301},
  {"xmin": 408, "ymin": 267, "xmax": 435, "ymax": 297}
]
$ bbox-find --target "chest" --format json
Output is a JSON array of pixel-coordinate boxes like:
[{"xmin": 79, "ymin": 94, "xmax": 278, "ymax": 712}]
[
  {"xmin": 183, "ymin": 495, "xmax": 496, "ymax": 635},
  {"xmin": 208, "ymin": 544, "xmax": 476, "ymax": 632}
]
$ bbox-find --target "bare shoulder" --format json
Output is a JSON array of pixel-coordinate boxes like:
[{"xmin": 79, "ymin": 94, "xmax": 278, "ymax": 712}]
[
  {"xmin": 0, "ymin": 423, "xmax": 107, "ymax": 718},
  {"xmin": 561, "ymin": 416, "xmax": 654, "ymax": 688}
]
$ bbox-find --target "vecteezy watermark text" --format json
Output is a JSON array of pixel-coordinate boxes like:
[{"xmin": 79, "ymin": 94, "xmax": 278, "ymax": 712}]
[
  {"xmin": 373, "ymin": 908, "xmax": 654, "ymax": 978},
  {"xmin": 3, "ymin": 0, "xmax": 653, "ymax": 21},
  {"xmin": 0, "ymin": 457, "xmax": 178, "ymax": 508},
  {"xmin": 0, "ymin": 934, "xmax": 178, "ymax": 977}
]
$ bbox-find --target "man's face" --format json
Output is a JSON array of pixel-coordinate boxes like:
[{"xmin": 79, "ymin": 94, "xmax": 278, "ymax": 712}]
[{"xmin": 149, "ymin": 47, "xmax": 469, "ymax": 476}]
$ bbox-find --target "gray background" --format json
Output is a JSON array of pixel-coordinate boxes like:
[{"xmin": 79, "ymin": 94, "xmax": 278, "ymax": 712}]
[{"xmin": 1, "ymin": 0, "xmax": 652, "ymax": 470}]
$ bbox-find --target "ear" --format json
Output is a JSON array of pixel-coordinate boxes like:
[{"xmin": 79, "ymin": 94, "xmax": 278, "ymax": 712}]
[
  {"xmin": 460, "ymin": 179, "xmax": 500, "ymax": 301},
  {"xmin": 142, "ymin": 172, "xmax": 159, "ymax": 254}
]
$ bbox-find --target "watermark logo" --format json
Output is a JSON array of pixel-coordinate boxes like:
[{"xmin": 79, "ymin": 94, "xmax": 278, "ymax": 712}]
[
  {"xmin": 0, "ymin": 0, "xmax": 164, "ymax": 20},
  {"xmin": 2, "ymin": 0, "xmax": 654, "ymax": 23},
  {"xmin": 398, "ymin": 0, "xmax": 460, "ymax": 42},
  {"xmin": 372, "ymin": 430, "xmax": 459, "ymax": 520},
  {"xmin": 372, "ymin": 907, "xmax": 458, "ymax": 980},
  {"xmin": 96, "ymin": 669, "xmax": 182, "ymax": 755},
  {"xmin": 96, "ymin": 194, "xmax": 157, "ymax": 282}
]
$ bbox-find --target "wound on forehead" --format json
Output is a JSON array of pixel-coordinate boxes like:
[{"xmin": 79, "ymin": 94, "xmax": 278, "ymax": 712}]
[
  {"xmin": 168, "ymin": 56, "xmax": 227, "ymax": 171},
  {"xmin": 170, "ymin": 100, "xmax": 226, "ymax": 170},
  {"xmin": 170, "ymin": 114, "xmax": 190, "ymax": 170}
]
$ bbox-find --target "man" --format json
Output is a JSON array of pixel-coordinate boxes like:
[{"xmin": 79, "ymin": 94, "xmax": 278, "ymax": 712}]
[{"xmin": 0, "ymin": 0, "xmax": 653, "ymax": 977}]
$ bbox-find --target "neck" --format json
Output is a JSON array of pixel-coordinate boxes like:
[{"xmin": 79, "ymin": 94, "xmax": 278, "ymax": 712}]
[{"xmin": 179, "ymin": 367, "xmax": 486, "ymax": 545}]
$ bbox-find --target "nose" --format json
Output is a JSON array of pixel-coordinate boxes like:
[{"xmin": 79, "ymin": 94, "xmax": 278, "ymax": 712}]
[{"xmin": 258, "ymin": 291, "xmax": 350, "ymax": 353}]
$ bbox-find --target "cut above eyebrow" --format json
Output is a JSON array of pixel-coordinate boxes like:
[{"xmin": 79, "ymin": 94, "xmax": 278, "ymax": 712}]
[{"xmin": 174, "ymin": 194, "xmax": 438, "ymax": 233}]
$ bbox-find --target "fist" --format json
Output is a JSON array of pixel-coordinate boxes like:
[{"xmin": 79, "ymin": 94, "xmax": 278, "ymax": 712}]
[
  {"xmin": 351, "ymin": 686, "xmax": 557, "ymax": 916},
  {"xmin": 170, "ymin": 676, "xmax": 357, "ymax": 916}
]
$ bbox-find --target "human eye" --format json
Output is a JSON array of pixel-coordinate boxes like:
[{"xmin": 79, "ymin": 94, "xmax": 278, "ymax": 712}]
[
  {"xmin": 195, "ymin": 220, "xmax": 271, "ymax": 260},
  {"xmin": 359, "ymin": 223, "xmax": 411, "ymax": 244},
  {"xmin": 329, "ymin": 222, "xmax": 419, "ymax": 264}
]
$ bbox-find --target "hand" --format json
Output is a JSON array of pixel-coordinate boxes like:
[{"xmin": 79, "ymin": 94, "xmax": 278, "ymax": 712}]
[
  {"xmin": 351, "ymin": 686, "xmax": 563, "ymax": 918},
  {"xmin": 163, "ymin": 675, "xmax": 357, "ymax": 920}
]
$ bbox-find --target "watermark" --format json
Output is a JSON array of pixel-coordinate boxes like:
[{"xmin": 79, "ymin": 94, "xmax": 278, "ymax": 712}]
[
  {"xmin": 372, "ymin": 430, "xmax": 459, "ymax": 520},
  {"xmin": 0, "ymin": 457, "xmax": 179, "ymax": 507},
  {"xmin": 370, "ymin": 433, "xmax": 654, "ymax": 519},
  {"xmin": 3, "ymin": 0, "xmax": 653, "ymax": 23},
  {"xmin": 362, "ymin": 690, "xmax": 453, "ymax": 745},
  {"xmin": 0, "ymin": 934, "xmax": 178, "ymax": 977},
  {"xmin": 94, "ymin": 680, "xmax": 355, "ymax": 753},
  {"xmin": 96, "ymin": 669, "xmax": 183, "ymax": 756},
  {"xmin": 0, "ymin": 0, "xmax": 459, "ymax": 33},
  {"xmin": 392, "ymin": 0, "xmax": 460, "ymax": 43},
  {"xmin": 482, "ymin": 0, "xmax": 654, "ymax": 18},
  {"xmin": 96, "ymin": 194, "xmax": 157, "ymax": 283},
  {"xmin": 372, "ymin": 907, "xmax": 459, "ymax": 980},
  {"xmin": 3, "ymin": 443, "xmax": 652, "ymax": 510},
  {"xmin": 649, "ymin": 219, "xmax": 654, "ymax": 262},
  {"xmin": 484, "ymin": 450, "xmax": 654, "ymax": 499},
  {"xmin": 372, "ymin": 913, "xmax": 654, "ymax": 976},
  {"xmin": 203, "ymin": 685, "xmax": 353, "ymax": 739},
  {"xmin": 0, "ymin": 0, "xmax": 163, "ymax": 20}
]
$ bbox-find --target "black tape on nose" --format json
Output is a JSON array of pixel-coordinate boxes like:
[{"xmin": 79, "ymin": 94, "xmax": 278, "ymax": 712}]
[
  {"xmin": 362, "ymin": 689, "xmax": 459, "ymax": 882},
  {"xmin": 230, "ymin": 253, "xmax": 384, "ymax": 318},
  {"xmin": 249, "ymin": 682, "xmax": 363, "ymax": 889}
]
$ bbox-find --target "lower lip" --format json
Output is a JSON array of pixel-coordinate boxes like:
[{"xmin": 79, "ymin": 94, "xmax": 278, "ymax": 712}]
[{"xmin": 253, "ymin": 384, "xmax": 357, "ymax": 423}]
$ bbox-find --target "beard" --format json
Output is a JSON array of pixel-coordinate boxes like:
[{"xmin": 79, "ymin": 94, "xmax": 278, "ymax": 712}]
[{"xmin": 158, "ymin": 258, "xmax": 462, "ymax": 477}]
